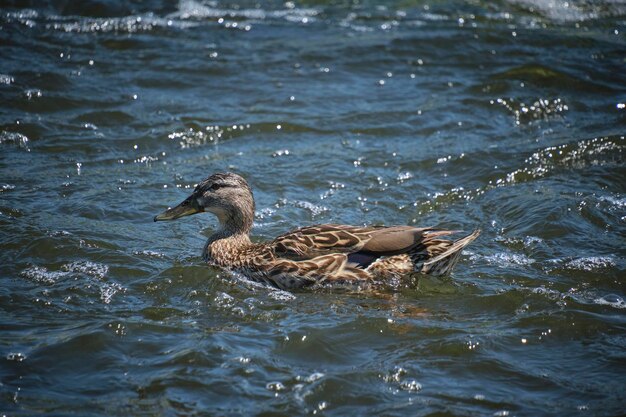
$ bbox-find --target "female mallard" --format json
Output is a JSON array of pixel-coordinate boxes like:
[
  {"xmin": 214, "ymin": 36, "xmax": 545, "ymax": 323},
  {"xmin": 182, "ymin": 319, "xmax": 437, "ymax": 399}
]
[{"xmin": 154, "ymin": 172, "xmax": 479, "ymax": 290}]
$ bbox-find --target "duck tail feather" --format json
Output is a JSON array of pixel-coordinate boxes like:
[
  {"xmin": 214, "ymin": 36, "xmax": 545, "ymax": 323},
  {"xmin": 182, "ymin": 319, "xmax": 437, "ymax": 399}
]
[{"xmin": 421, "ymin": 229, "xmax": 480, "ymax": 276}]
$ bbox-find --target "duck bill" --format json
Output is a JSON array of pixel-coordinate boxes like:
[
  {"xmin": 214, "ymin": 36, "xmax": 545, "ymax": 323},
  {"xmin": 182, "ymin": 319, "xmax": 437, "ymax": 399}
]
[{"xmin": 154, "ymin": 196, "xmax": 201, "ymax": 222}]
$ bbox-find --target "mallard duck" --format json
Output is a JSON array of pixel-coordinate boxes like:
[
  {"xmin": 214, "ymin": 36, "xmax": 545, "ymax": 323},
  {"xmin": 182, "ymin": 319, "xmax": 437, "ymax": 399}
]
[{"xmin": 154, "ymin": 172, "xmax": 479, "ymax": 290}]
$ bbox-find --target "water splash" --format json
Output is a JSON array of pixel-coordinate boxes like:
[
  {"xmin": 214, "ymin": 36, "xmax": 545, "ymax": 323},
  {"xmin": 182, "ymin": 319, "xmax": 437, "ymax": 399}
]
[
  {"xmin": 0, "ymin": 131, "xmax": 30, "ymax": 150},
  {"xmin": 481, "ymin": 252, "xmax": 536, "ymax": 267},
  {"xmin": 20, "ymin": 261, "xmax": 122, "ymax": 304},
  {"xmin": 414, "ymin": 136, "xmax": 624, "ymax": 215},
  {"xmin": 492, "ymin": 97, "xmax": 568, "ymax": 126}
]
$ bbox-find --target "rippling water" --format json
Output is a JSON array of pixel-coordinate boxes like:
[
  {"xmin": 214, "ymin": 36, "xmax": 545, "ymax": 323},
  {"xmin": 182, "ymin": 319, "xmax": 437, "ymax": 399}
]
[{"xmin": 1, "ymin": 0, "xmax": 625, "ymax": 415}]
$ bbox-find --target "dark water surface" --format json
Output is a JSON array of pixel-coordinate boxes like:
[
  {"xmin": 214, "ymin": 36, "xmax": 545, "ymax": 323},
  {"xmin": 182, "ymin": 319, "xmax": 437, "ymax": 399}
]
[{"xmin": 1, "ymin": 0, "xmax": 625, "ymax": 415}]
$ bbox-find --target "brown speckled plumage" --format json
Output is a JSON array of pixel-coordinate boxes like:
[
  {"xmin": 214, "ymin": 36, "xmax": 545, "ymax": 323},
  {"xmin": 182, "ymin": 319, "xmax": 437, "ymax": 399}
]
[{"xmin": 155, "ymin": 172, "xmax": 480, "ymax": 290}]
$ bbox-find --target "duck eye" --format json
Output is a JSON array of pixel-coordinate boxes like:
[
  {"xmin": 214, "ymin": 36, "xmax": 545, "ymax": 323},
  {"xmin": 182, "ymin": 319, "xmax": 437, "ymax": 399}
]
[{"xmin": 209, "ymin": 183, "xmax": 225, "ymax": 191}]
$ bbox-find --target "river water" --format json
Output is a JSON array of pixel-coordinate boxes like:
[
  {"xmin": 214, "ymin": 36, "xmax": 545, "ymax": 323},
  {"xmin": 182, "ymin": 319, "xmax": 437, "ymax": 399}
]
[{"xmin": 1, "ymin": 0, "xmax": 625, "ymax": 415}]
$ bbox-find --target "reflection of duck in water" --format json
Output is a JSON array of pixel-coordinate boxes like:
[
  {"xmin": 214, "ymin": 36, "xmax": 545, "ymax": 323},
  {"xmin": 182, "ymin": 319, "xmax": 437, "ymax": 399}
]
[{"xmin": 155, "ymin": 172, "xmax": 479, "ymax": 290}]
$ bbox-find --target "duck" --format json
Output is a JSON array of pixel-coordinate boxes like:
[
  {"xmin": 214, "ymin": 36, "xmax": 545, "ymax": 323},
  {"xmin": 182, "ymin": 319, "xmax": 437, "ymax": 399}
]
[{"xmin": 154, "ymin": 172, "xmax": 479, "ymax": 290}]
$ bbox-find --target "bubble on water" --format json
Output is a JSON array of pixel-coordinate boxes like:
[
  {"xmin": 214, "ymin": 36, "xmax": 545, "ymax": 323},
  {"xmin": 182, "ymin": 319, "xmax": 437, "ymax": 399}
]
[
  {"xmin": 272, "ymin": 149, "xmax": 290, "ymax": 157},
  {"xmin": 399, "ymin": 379, "xmax": 422, "ymax": 392},
  {"xmin": 594, "ymin": 294, "xmax": 626, "ymax": 309},
  {"xmin": 266, "ymin": 381, "xmax": 285, "ymax": 392},
  {"xmin": 107, "ymin": 322, "xmax": 127, "ymax": 336},
  {"xmin": 6, "ymin": 352, "xmax": 27, "ymax": 362},
  {"xmin": 467, "ymin": 339, "xmax": 480, "ymax": 350},
  {"xmin": 516, "ymin": 303, "xmax": 530, "ymax": 315},
  {"xmin": 316, "ymin": 401, "xmax": 329, "ymax": 411},
  {"xmin": 304, "ymin": 372, "xmax": 324, "ymax": 383},
  {"xmin": 396, "ymin": 172, "xmax": 413, "ymax": 183},
  {"xmin": 24, "ymin": 89, "xmax": 42, "ymax": 99},
  {"xmin": 382, "ymin": 366, "xmax": 406, "ymax": 383}
]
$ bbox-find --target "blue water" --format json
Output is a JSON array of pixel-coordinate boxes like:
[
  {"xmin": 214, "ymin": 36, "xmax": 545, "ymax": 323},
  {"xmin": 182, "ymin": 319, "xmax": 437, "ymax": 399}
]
[{"xmin": 1, "ymin": 0, "xmax": 625, "ymax": 415}]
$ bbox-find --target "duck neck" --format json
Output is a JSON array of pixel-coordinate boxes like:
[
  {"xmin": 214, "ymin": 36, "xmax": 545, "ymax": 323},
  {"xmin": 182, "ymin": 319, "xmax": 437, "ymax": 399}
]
[
  {"xmin": 203, "ymin": 211, "xmax": 253, "ymax": 264},
  {"xmin": 210, "ymin": 225, "xmax": 251, "ymax": 244}
]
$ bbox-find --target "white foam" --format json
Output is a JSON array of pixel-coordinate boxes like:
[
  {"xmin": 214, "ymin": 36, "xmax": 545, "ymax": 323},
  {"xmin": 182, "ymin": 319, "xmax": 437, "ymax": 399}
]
[
  {"xmin": 484, "ymin": 252, "xmax": 535, "ymax": 266},
  {"xmin": 268, "ymin": 289, "xmax": 296, "ymax": 301},
  {"xmin": 62, "ymin": 261, "xmax": 109, "ymax": 279},
  {"xmin": 21, "ymin": 266, "xmax": 68, "ymax": 284},
  {"xmin": 564, "ymin": 256, "xmax": 615, "ymax": 271}
]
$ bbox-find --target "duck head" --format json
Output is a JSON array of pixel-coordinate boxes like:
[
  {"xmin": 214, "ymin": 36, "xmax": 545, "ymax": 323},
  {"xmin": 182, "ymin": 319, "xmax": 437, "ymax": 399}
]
[{"xmin": 154, "ymin": 172, "xmax": 255, "ymax": 233}]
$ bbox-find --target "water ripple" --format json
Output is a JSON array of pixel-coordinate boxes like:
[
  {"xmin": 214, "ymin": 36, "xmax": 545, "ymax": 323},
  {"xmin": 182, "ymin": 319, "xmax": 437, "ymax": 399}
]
[{"xmin": 1, "ymin": 1, "xmax": 625, "ymax": 415}]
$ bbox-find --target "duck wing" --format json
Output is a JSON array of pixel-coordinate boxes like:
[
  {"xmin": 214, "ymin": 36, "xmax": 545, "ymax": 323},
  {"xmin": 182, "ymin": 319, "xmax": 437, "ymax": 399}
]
[{"xmin": 271, "ymin": 224, "xmax": 444, "ymax": 262}]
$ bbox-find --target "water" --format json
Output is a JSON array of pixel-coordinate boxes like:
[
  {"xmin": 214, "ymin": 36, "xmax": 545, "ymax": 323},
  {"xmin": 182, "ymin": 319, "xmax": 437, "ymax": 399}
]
[{"xmin": 1, "ymin": 0, "xmax": 625, "ymax": 415}]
